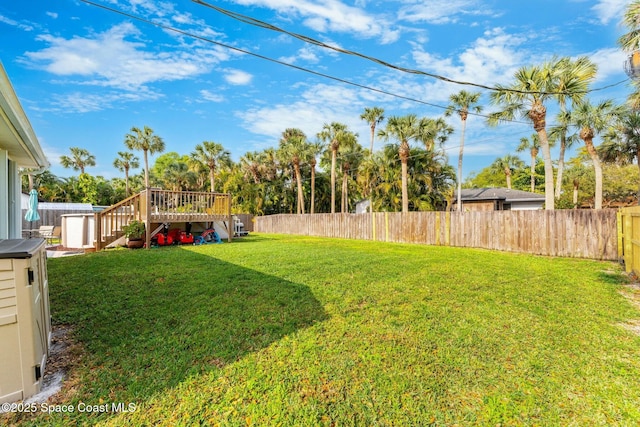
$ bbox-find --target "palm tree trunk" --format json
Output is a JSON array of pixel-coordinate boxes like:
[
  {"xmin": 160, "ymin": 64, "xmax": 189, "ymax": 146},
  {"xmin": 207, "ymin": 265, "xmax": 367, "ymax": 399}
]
[
  {"xmin": 573, "ymin": 179, "xmax": 579, "ymax": 208},
  {"xmin": 370, "ymin": 125, "xmax": 375, "ymax": 153},
  {"xmin": 536, "ymin": 129, "xmax": 555, "ymax": 210},
  {"xmin": 143, "ymin": 150, "xmax": 150, "ymax": 189},
  {"xmin": 555, "ymin": 136, "xmax": 566, "ymax": 199},
  {"xmin": 331, "ymin": 149, "xmax": 337, "ymax": 214},
  {"xmin": 401, "ymin": 159, "xmax": 409, "ymax": 213},
  {"xmin": 584, "ymin": 138, "xmax": 603, "ymax": 209},
  {"xmin": 125, "ymin": 168, "xmax": 130, "ymax": 196},
  {"xmin": 210, "ymin": 167, "xmax": 216, "ymax": 193},
  {"xmin": 341, "ymin": 173, "xmax": 349, "ymax": 213},
  {"xmin": 529, "ymin": 153, "xmax": 535, "ymax": 193},
  {"xmin": 311, "ymin": 164, "xmax": 316, "ymax": 214},
  {"xmin": 457, "ymin": 118, "xmax": 467, "ymax": 211},
  {"xmin": 293, "ymin": 163, "xmax": 304, "ymax": 214}
]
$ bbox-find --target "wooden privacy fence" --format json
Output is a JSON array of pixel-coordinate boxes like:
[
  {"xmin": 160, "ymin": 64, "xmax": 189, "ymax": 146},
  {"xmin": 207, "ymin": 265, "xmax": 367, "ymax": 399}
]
[
  {"xmin": 619, "ymin": 206, "xmax": 640, "ymax": 275},
  {"xmin": 255, "ymin": 210, "xmax": 619, "ymax": 261}
]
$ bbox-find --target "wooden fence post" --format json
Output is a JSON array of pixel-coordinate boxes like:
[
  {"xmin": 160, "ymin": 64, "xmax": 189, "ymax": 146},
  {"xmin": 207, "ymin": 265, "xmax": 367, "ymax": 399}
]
[{"xmin": 617, "ymin": 210, "xmax": 624, "ymax": 262}]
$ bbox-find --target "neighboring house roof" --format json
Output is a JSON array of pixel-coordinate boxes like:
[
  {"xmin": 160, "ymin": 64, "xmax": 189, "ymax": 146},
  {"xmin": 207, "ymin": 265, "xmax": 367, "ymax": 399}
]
[
  {"xmin": 457, "ymin": 188, "xmax": 545, "ymax": 203},
  {"xmin": 0, "ymin": 62, "xmax": 49, "ymax": 169}
]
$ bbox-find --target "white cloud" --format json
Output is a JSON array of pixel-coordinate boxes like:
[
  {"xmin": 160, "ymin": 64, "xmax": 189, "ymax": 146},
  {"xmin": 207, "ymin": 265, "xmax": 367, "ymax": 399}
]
[
  {"xmin": 592, "ymin": 0, "xmax": 628, "ymax": 25},
  {"xmin": 29, "ymin": 90, "xmax": 164, "ymax": 114},
  {"xmin": 199, "ymin": 89, "xmax": 225, "ymax": 102},
  {"xmin": 279, "ymin": 46, "xmax": 321, "ymax": 64},
  {"xmin": 0, "ymin": 14, "xmax": 34, "ymax": 31},
  {"xmin": 224, "ymin": 69, "xmax": 253, "ymax": 85},
  {"xmin": 230, "ymin": 0, "xmax": 399, "ymax": 43},
  {"xmin": 398, "ymin": 0, "xmax": 492, "ymax": 24},
  {"xmin": 46, "ymin": 12, "xmax": 58, "ymax": 19},
  {"xmin": 408, "ymin": 27, "xmax": 527, "ymax": 103},
  {"xmin": 237, "ymin": 83, "xmax": 365, "ymax": 139},
  {"xmin": 587, "ymin": 47, "xmax": 626, "ymax": 81},
  {"xmin": 22, "ymin": 22, "xmax": 229, "ymax": 91}
]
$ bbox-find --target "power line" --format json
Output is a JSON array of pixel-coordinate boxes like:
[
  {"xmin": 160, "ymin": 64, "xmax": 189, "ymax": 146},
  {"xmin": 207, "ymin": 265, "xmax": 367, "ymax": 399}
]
[
  {"xmin": 77, "ymin": 0, "xmax": 621, "ymax": 149},
  {"xmin": 78, "ymin": 0, "xmax": 467, "ymax": 113},
  {"xmin": 192, "ymin": 0, "xmax": 630, "ymax": 96}
]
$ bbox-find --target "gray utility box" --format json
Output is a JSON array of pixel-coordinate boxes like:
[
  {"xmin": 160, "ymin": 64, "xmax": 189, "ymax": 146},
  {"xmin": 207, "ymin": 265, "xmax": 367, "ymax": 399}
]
[{"xmin": 0, "ymin": 239, "xmax": 51, "ymax": 404}]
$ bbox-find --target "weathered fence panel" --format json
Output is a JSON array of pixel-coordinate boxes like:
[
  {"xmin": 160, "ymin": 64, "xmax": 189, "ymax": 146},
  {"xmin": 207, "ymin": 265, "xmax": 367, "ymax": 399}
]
[
  {"xmin": 255, "ymin": 210, "xmax": 619, "ymax": 261},
  {"xmin": 21, "ymin": 208, "xmax": 93, "ymax": 231}
]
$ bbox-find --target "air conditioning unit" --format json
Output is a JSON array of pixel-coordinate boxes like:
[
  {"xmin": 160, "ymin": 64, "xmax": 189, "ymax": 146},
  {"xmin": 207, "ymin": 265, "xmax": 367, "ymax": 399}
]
[{"xmin": 0, "ymin": 239, "xmax": 51, "ymax": 404}]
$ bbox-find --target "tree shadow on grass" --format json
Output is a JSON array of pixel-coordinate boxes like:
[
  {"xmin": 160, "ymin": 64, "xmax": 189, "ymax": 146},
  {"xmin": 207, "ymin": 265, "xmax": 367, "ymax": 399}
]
[{"xmin": 44, "ymin": 247, "xmax": 328, "ymax": 418}]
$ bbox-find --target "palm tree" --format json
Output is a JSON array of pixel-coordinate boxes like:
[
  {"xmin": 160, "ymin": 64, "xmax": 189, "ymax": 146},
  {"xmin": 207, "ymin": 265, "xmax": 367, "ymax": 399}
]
[
  {"xmin": 317, "ymin": 122, "xmax": 350, "ymax": 214},
  {"xmin": 488, "ymin": 64, "xmax": 557, "ymax": 209},
  {"xmin": 337, "ymin": 136, "xmax": 362, "ymax": 213},
  {"xmin": 60, "ymin": 147, "xmax": 96, "ymax": 175},
  {"xmin": 445, "ymin": 90, "xmax": 483, "ymax": 211},
  {"xmin": 378, "ymin": 115, "xmax": 421, "ymax": 213},
  {"xmin": 600, "ymin": 109, "xmax": 640, "ymax": 203},
  {"xmin": 190, "ymin": 141, "xmax": 231, "ymax": 193},
  {"xmin": 240, "ymin": 151, "xmax": 264, "ymax": 184},
  {"xmin": 570, "ymin": 99, "xmax": 625, "ymax": 209},
  {"xmin": 308, "ymin": 141, "xmax": 324, "ymax": 214},
  {"xmin": 418, "ymin": 117, "xmax": 453, "ymax": 152},
  {"xmin": 279, "ymin": 128, "xmax": 309, "ymax": 214},
  {"xmin": 357, "ymin": 153, "xmax": 381, "ymax": 210},
  {"xmin": 113, "ymin": 151, "xmax": 139, "ymax": 196},
  {"xmin": 360, "ymin": 107, "xmax": 385, "ymax": 154},
  {"xmin": 489, "ymin": 155, "xmax": 524, "ymax": 189},
  {"xmin": 619, "ymin": 1, "xmax": 640, "ymax": 52},
  {"xmin": 516, "ymin": 134, "xmax": 541, "ymax": 193},
  {"xmin": 550, "ymin": 57, "xmax": 597, "ymax": 199},
  {"xmin": 124, "ymin": 126, "xmax": 165, "ymax": 189}
]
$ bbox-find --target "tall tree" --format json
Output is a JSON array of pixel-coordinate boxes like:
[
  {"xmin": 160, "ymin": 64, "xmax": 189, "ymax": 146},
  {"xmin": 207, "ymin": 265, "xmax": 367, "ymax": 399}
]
[
  {"xmin": 378, "ymin": 115, "xmax": 421, "ymax": 213},
  {"xmin": 317, "ymin": 122, "xmax": 350, "ymax": 214},
  {"xmin": 550, "ymin": 56, "xmax": 597, "ymax": 199},
  {"xmin": 337, "ymin": 135, "xmax": 362, "ymax": 213},
  {"xmin": 516, "ymin": 134, "xmax": 541, "ymax": 193},
  {"xmin": 308, "ymin": 141, "xmax": 324, "ymax": 214},
  {"xmin": 279, "ymin": 128, "xmax": 309, "ymax": 215},
  {"xmin": 488, "ymin": 64, "xmax": 557, "ymax": 209},
  {"xmin": 124, "ymin": 126, "xmax": 165, "ymax": 189},
  {"xmin": 489, "ymin": 155, "xmax": 525, "ymax": 189},
  {"xmin": 619, "ymin": 1, "xmax": 640, "ymax": 53},
  {"xmin": 190, "ymin": 141, "xmax": 230, "ymax": 193},
  {"xmin": 60, "ymin": 147, "xmax": 96, "ymax": 175},
  {"xmin": 570, "ymin": 99, "xmax": 624, "ymax": 209},
  {"xmin": 360, "ymin": 107, "xmax": 385, "ymax": 154},
  {"xmin": 240, "ymin": 151, "xmax": 264, "ymax": 184},
  {"xmin": 113, "ymin": 151, "xmax": 139, "ymax": 196},
  {"xmin": 600, "ymin": 109, "xmax": 640, "ymax": 203},
  {"xmin": 445, "ymin": 90, "xmax": 483, "ymax": 211}
]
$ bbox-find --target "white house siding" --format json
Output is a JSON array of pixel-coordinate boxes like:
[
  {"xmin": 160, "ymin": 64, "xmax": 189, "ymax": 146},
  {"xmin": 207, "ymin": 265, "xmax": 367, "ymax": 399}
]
[{"xmin": 509, "ymin": 201, "xmax": 544, "ymax": 211}]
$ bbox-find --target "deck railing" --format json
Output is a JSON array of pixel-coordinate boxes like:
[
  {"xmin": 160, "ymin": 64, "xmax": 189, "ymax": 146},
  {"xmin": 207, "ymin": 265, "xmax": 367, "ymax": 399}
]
[
  {"xmin": 94, "ymin": 189, "xmax": 232, "ymax": 250},
  {"xmin": 149, "ymin": 189, "xmax": 230, "ymax": 222}
]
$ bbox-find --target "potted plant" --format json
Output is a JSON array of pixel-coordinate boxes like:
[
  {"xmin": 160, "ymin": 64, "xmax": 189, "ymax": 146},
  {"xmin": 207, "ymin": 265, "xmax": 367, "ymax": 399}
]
[{"xmin": 122, "ymin": 220, "xmax": 145, "ymax": 249}]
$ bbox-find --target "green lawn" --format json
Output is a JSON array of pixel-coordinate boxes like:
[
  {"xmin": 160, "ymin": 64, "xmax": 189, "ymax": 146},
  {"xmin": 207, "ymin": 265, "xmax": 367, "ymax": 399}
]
[{"xmin": 7, "ymin": 234, "xmax": 640, "ymax": 426}]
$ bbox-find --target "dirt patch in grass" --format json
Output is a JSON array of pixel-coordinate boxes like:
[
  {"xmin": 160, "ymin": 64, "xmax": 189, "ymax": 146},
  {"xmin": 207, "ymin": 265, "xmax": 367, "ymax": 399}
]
[
  {"xmin": 1, "ymin": 325, "xmax": 85, "ymax": 425},
  {"xmin": 619, "ymin": 273, "xmax": 640, "ymax": 335}
]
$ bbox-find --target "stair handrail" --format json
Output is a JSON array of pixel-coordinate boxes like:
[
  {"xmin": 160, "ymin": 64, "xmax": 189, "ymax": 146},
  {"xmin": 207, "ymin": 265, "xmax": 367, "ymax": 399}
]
[{"xmin": 94, "ymin": 191, "xmax": 145, "ymax": 250}]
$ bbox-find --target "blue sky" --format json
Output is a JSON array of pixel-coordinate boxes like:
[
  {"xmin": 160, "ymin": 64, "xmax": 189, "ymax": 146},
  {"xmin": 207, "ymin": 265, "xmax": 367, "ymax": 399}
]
[{"xmin": 0, "ymin": 0, "xmax": 634, "ymax": 180}]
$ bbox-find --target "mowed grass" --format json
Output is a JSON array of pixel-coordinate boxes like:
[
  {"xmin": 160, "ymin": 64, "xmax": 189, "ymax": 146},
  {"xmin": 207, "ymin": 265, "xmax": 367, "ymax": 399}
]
[{"xmin": 9, "ymin": 234, "xmax": 640, "ymax": 426}]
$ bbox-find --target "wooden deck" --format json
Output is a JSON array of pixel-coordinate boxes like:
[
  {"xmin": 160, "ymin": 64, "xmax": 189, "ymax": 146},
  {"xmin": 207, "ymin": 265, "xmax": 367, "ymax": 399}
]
[{"xmin": 94, "ymin": 189, "xmax": 232, "ymax": 250}]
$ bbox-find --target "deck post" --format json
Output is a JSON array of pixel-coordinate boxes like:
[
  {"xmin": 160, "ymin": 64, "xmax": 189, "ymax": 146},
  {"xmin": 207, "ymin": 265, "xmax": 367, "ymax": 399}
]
[
  {"xmin": 145, "ymin": 188, "xmax": 151, "ymax": 250},
  {"xmin": 94, "ymin": 211, "xmax": 102, "ymax": 251},
  {"xmin": 227, "ymin": 193, "xmax": 232, "ymax": 243}
]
